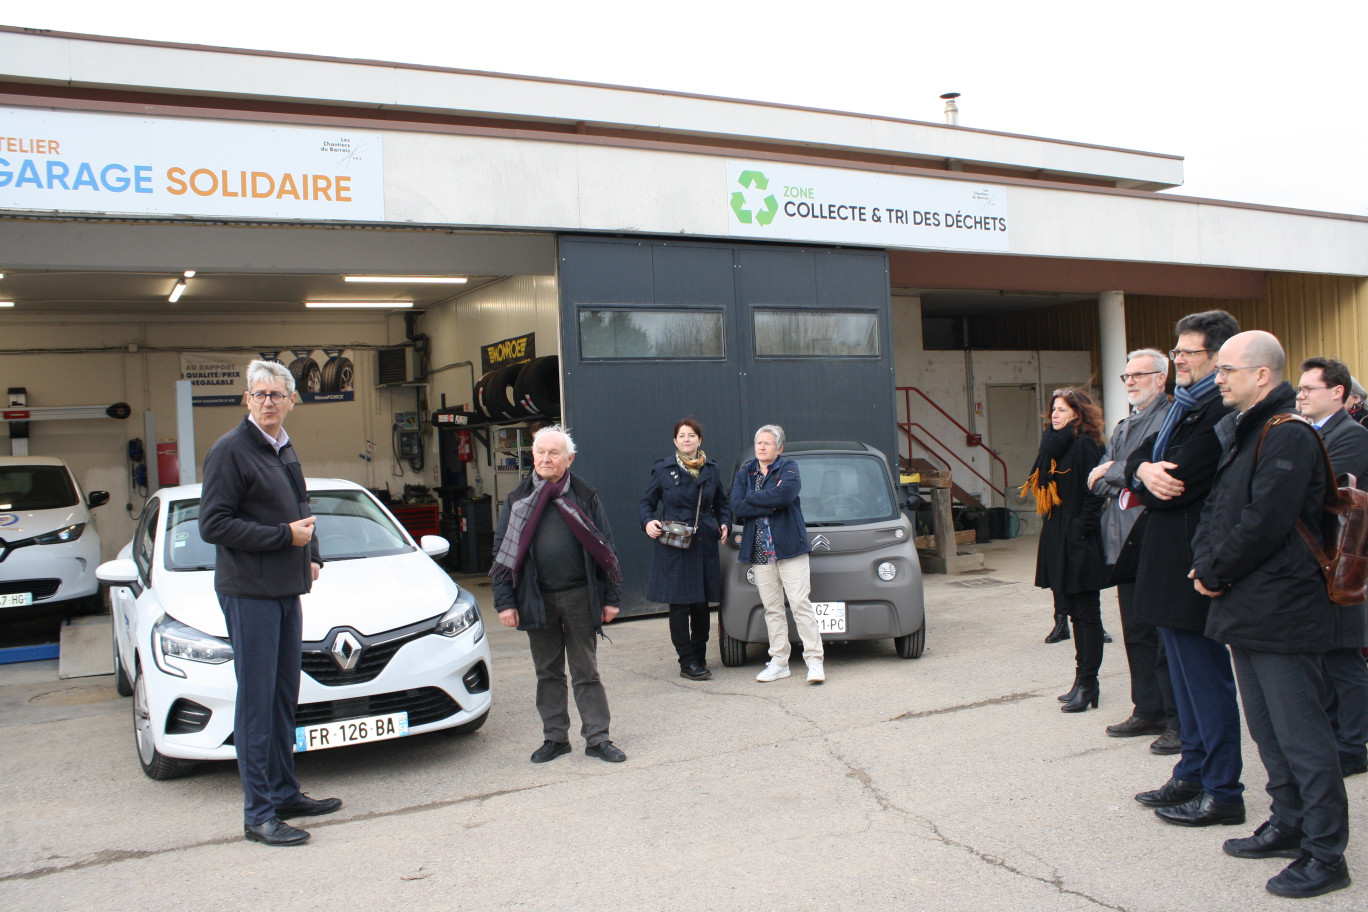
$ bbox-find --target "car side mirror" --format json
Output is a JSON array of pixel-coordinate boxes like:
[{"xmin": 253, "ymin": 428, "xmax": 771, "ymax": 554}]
[
  {"xmin": 420, "ymin": 535, "xmax": 450, "ymax": 559},
  {"xmin": 96, "ymin": 558, "xmax": 140, "ymax": 586},
  {"xmin": 88, "ymin": 491, "xmax": 111, "ymax": 509}
]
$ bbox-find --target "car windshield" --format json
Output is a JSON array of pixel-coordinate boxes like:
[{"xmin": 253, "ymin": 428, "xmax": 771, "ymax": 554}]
[
  {"xmin": 790, "ymin": 453, "xmax": 898, "ymax": 525},
  {"xmin": 0, "ymin": 465, "xmax": 78, "ymax": 511},
  {"xmin": 163, "ymin": 489, "xmax": 414, "ymax": 571}
]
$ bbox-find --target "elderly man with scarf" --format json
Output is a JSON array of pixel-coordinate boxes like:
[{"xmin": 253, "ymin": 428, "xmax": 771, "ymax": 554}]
[{"xmin": 491, "ymin": 425, "xmax": 627, "ymax": 764}]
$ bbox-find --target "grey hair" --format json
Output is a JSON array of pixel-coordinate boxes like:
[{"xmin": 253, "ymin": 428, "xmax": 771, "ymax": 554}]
[
  {"xmin": 1352, "ymin": 377, "xmax": 1367, "ymax": 401},
  {"xmin": 245, "ymin": 359, "xmax": 295, "ymax": 394},
  {"xmin": 1127, "ymin": 348, "xmax": 1169, "ymax": 376},
  {"xmin": 533, "ymin": 424, "xmax": 576, "ymax": 456},
  {"xmin": 754, "ymin": 424, "xmax": 786, "ymax": 449}
]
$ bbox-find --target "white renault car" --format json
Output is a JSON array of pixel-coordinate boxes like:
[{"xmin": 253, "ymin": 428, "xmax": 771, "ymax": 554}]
[
  {"xmin": 0, "ymin": 456, "xmax": 109, "ymax": 616},
  {"xmin": 97, "ymin": 479, "xmax": 491, "ymax": 780}
]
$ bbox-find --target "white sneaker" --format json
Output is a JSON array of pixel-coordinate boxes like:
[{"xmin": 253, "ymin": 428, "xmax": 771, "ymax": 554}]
[
  {"xmin": 756, "ymin": 661, "xmax": 791, "ymax": 683},
  {"xmin": 806, "ymin": 661, "xmax": 825, "ymax": 684}
]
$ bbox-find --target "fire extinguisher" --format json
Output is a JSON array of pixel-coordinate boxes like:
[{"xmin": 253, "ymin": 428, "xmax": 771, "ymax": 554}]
[{"xmin": 456, "ymin": 430, "xmax": 473, "ymax": 463}]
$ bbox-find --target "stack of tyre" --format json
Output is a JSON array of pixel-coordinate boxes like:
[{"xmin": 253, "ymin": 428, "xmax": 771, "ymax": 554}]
[{"xmin": 473, "ymin": 356, "xmax": 560, "ymax": 422}]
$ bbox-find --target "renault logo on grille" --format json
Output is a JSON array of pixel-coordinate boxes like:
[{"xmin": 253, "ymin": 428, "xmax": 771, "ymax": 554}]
[
  {"xmin": 331, "ymin": 631, "xmax": 362, "ymax": 671},
  {"xmin": 811, "ymin": 534, "xmax": 832, "ymax": 551}
]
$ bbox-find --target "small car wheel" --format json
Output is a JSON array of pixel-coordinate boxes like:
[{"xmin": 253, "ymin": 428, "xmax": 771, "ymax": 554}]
[
  {"xmin": 718, "ymin": 617, "xmax": 748, "ymax": 667},
  {"xmin": 132, "ymin": 667, "xmax": 194, "ymax": 780},
  {"xmin": 449, "ymin": 709, "xmax": 489, "ymax": 736},
  {"xmin": 112, "ymin": 633, "xmax": 133, "ymax": 697},
  {"xmin": 894, "ymin": 623, "xmax": 926, "ymax": 659}
]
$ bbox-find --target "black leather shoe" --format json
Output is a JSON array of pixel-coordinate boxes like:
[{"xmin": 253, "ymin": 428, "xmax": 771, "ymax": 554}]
[
  {"xmin": 244, "ymin": 817, "xmax": 310, "ymax": 846},
  {"xmin": 1266, "ymin": 853, "xmax": 1351, "ymax": 898},
  {"xmin": 1340, "ymin": 749, "xmax": 1368, "ymax": 777},
  {"xmin": 1044, "ymin": 614, "xmax": 1070, "ymax": 644},
  {"xmin": 1224, "ymin": 820, "xmax": 1304, "ymax": 859},
  {"xmin": 1061, "ymin": 681, "xmax": 1099, "ymax": 713},
  {"xmin": 1101, "ymin": 628, "xmax": 1113, "ymax": 644},
  {"xmin": 1135, "ymin": 777, "xmax": 1203, "ymax": 808},
  {"xmin": 1057, "ymin": 680, "xmax": 1079, "ymax": 702},
  {"xmin": 1149, "ymin": 729, "xmax": 1181, "ymax": 755},
  {"xmin": 585, "ymin": 740, "xmax": 627, "ymax": 763},
  {"xmin": 530, "ymin": 740, "xmax": 572, "ymax": 763},
  {"xmin": 680, "ymin": 661, "xmax": 712, "ymax": 681},
  {"xmin": 277, "ymin": 794, "xmax": 342, "ymax": 818},
  {"xmin": 1106, "ymin": 714, "xmax": 1167, "ymax": 737},
  {"xmin": 1155, "ymin": 792, "xmax": 1245, "ymax": 827}
]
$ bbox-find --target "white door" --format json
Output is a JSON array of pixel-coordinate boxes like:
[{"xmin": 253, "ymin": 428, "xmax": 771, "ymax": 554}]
[{"xmin": 986, "ymin": 384, "xmax": 1040, "ymax": 512}]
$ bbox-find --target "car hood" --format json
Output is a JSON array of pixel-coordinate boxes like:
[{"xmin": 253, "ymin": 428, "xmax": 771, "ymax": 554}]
[
  {"xmin": 0, "ymin": 505, "xmax": 90, "ymax": 541},
  {"xmin": 158, "ymin": 550, "xmax": 461, "ymax": 640}
]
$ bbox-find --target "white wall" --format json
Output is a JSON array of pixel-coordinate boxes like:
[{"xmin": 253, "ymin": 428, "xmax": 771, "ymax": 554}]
[{"xmin": 1, "ymin": 312, "xmax": 399, "ymax": 559}]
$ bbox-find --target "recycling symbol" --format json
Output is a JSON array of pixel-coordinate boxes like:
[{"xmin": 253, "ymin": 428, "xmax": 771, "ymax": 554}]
[{"xmin": 730, "ymin": 170, "xmax": 779, "ymax": 226}]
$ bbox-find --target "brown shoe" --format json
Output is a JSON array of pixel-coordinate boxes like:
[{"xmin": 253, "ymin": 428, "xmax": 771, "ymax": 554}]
[{"xmin": 1150, "ymin": 729, "xmax": 1181, "ymax": 755}]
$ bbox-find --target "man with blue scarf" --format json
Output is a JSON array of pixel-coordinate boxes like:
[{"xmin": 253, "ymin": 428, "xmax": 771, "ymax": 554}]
[{"xmin": 1123, "ymin": 311, "xmax": 1247, "ymax": 827}]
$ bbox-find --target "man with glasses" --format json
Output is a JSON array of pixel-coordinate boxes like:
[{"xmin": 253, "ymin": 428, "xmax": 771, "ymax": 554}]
[
  {"xmin": 1295, "ymin": 356, "xmax": 1368, "ymax": 779},
  {"xmin": 1124, "ymin": 311, "xmax": 1247, "ymax": 828},
  {"xmin": 200, "ymin": 359, "xmax": 338, "ymax": 846},
  {"xmin": 1087, "ymin": 349, "xmax": 1178, "ymax": 751},
  {"xmin": 1191, "ymin": 333, "xmax": 1349, "ymax": 898}
]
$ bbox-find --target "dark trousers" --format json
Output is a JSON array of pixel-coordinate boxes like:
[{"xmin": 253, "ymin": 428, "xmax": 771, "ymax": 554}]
[
  {"xmin": 1054, "ymin": 589, "xmax": 1103, "ymax": 680},
  {"xmin": 1161, "ymin": 626, "xmax": 1243, "ymax": 805},
  {"xmin": 220, "ymin": 594, "xmax": 303, "ymax": 826},
  {"xmin": 669, "ymin": 602, "xmax": 710, "ymax": 666},
  {"xmin": 1118, "ymin": 582, "xmax": 1179, "ymax": 729},
  {"xmin": 527, "ymin": 587, "xmax": 611, "ymax": 747},
  {"xmin": 1322, "ymin": 647, "xmax": 1368, "ymax": 756},
  {"xmin": 1231, "ymin": 646, "xmax": 1349, "ymax": 863}
]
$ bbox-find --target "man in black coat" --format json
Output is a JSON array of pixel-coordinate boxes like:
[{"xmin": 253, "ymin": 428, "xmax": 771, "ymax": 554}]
[
  {"xmin": 1124, "ymin": 311, "xmax": 1244, "ymax": 826},
  {"xmin": 1192, "ymin": 332, "xmax": 1350, "ymax": 899},
  {"xmin": 200, "ymin": 359, "xmax": 338, "ymax": 847},
  {"xmin": 1295, "ymin": 356, "xmax": 1368, "ymax": 778}
]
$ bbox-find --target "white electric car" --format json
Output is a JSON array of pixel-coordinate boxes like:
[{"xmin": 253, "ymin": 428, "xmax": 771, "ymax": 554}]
[
  {"xmin": 0, "ymin": 456, "xmax": 109, "ymax": 616},
  {"xmin": 98, "ymin": 479, "xmax": 491, "ymax": 779}
]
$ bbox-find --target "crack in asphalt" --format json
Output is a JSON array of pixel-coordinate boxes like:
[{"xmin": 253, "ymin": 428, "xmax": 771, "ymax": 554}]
[{"xmin": 891, "ymin": 690, "xmax": 1038, "ymax": 720}]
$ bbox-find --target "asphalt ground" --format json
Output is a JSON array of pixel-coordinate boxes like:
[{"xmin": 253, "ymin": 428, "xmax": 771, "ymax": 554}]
[{"xmin": 0, "ymin": 536, "xmax": 1363, "ymax": 911}]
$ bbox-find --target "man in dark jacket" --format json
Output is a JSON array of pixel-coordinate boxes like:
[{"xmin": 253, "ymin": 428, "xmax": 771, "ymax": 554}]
[
  {"xmin": 1088, "ymin": 348, "xmax": 1177, "ymax": 746},
  {"xmin": 1295, "ymin": 356, "xmax": 1368, "ymax": 778},
  {"xmin": 200, "ymin": 359, "xmax": 336, "ymax": 847},
  {"xmin": 491, "ymin": 425, "xmax": 626, "ymax": 764},
  {"xmin": 1193, "ymin": 332, "xmax": 1350, "ymax": 899},
  {"xmin": 1124, "ymin": 311, "xmax": 1245, "ymax": 825}
]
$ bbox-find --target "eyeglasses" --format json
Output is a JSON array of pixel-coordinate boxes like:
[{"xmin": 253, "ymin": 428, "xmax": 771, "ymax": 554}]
[
  {"xmin": 1295, "ymin": 385, "xmax": 1330, "ymax": 396},
  {"xmin": 1119, "ymin": 370, "xmax": 1163, "ymax": 382},
  {"xmin": 1213, "ymin": 365, "xmax": 1259, "ymax": 378},
  {"xmin": 247, "ymin": 391, "xmax": 291, "ymax": 403},
  {"xmin": 1169, "ymin": 348, "xmax": 1211, "ymax": 360}
]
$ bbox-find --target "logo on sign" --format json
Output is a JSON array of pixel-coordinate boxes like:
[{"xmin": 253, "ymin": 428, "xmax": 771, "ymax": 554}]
[
  {"xmin": 729, "ymin": 170, "xmax": 778, "ymax": 226},
  {"xmin": 0, "ymin": 514, "xmax": 19, "ymax": 528}
]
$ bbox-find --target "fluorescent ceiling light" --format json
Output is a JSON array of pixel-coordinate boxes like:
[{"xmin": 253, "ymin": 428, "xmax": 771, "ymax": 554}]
[
  {"xmin": 306, "ymin": 301, "xmax": 414, "ymax": 309},
  {"xmin": 183, "ymin": 270, "xmax": 196, "ymax": 278},
  {"xmin": 0, "ymin": 301, "xmax": 13, "ymax": 308},
  {"xmin": 168, "ymin": 281, "xmax": 188, "ymax": 303},
  {"xmin": 344, "ymin": 275, "xmax": 467, "ymax": 284}
]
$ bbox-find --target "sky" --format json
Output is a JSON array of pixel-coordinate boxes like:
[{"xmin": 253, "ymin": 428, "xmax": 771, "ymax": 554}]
[{"xmin": 6, "ymin": 0, "xmax": 1367, "ymax": 216}]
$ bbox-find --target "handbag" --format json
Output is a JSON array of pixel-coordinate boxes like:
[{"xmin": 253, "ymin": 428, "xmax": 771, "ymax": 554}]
[{"xmin": 659, "ymin": 486, "xmax": 703, "ymax": 550}]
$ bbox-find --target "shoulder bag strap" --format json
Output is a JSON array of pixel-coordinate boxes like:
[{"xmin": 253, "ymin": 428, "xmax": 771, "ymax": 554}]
[{"xmin": 1255, "ymin": 413, "xmax": 1339, "ymax": 569}]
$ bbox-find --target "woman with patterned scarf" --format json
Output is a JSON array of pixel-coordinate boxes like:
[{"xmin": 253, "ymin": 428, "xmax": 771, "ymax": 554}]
[
  {"xmin": 639, "ymin": 418, "xmax": 732, "ymax": 680},
  {"xmin": 1021, "ymin": 387, "xmax": 1109, "ymax": 713}
]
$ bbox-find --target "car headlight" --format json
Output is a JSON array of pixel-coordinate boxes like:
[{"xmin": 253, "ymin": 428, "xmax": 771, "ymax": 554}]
[
  {"xmin": 153, "ymin": 615, "xmax": 233, "ymax": 677},
  {"xmin": 435, "ymin": 589, "xmax": 484, "ymax": 642},
  {"xmin": 744, "ymin": 567, "xmax": 757, "ymax": 586},
  {"xmin": 877, "ymin": 561, "xmax": 898, "ymax": 581},
  {"xmin": 33, "ymin": 523, "xmax": 86, "ymax": 545}
]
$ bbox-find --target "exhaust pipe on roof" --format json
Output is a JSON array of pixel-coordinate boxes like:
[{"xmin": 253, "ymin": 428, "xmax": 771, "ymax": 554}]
[{"xmin": 940, "ymin": 92, "xmax": 961, "ymax": 126}]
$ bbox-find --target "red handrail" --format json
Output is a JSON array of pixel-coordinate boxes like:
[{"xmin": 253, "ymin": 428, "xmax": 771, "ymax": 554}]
[
  {"xmin": 900, "ymin": 421, "xmax": 1005, "ymax": 499},
  {"xmin": 898, "ymin": 386, "xmax": 1010, "ymax": 498}
]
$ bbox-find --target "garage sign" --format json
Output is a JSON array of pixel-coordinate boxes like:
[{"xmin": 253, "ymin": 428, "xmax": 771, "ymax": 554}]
[
  {"xmin": 0, "ymin": 107, "xmax": 384, "ymax": 221},
  {"xmin": 726, "ymin": 160, "xmax": 1009, "ymax": 252},
  {"xmin": 181, "ymin": 351, "xmax": 356, "ymax": 406}
]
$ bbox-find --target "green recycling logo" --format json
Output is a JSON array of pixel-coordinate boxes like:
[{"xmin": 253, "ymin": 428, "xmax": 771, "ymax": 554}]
[{"xmin": 730, "ymin": 170, "xmax": 779, "ymax": 226}]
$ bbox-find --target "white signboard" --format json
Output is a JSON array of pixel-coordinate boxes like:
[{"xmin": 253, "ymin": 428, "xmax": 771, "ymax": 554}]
[
  {"xmin": 181, "ymin": 351, "xmax": 356, "ymax": 406},
  {"xmin": 0, "ymin": 108, "xmax": 383, "ymax": 220},
  {"xmin": 726, "ymin": 160, "xmax": 1009, "ymax": 252}
]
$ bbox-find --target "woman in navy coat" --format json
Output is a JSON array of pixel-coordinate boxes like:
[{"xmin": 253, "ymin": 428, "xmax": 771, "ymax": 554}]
[{"xmin": 639, "ymin": 418, "xmax": 731, "ymax": 680}]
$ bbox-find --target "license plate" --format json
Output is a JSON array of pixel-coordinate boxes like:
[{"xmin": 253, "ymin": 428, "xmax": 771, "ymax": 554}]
[
  {"xmin": 295, "ymin": 711, "xmax": 408, "ymax": 752},
  {"xmin": 812, "ymin": 601, "xmax": 847, "ymax": 634},
  {"xmin": 0, "ymin": 592, "xmax": 34, "ymax": 608}
]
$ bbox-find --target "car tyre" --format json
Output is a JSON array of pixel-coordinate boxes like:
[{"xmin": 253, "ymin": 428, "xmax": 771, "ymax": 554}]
[
  {"xmin": 112, "ymin": 632, "xmax": 133, "ymax": 697},
  {"xmin": 319, "ymin": 356, "xmax": 354, "ymax": 393},
  {"xmin": 718, "ymin": 616, "xmax": 748, "ymax": 667},
  {"xmin": 132, "ymin": 667, "xmax": 194, "ymax": 780},
  {"xmin": 288, "ymin": 357, "xmax": 322, "ymax": 394},
  {"xmin": 894, "ymin": 622, "xmax": 926, "ymax": 659},
  {"xmin": 449, "ymin": 709, "xmax": 489, "ymax": 735}
]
